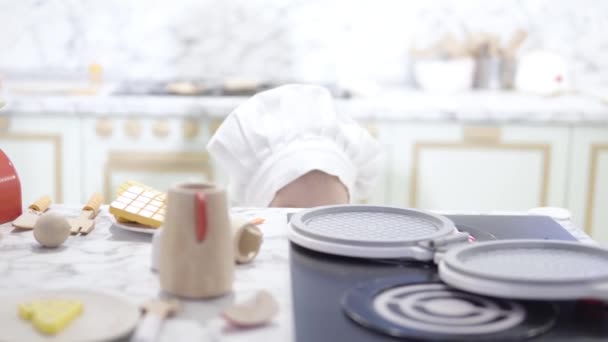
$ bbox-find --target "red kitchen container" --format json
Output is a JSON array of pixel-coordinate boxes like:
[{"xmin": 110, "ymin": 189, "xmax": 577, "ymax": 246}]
[{"xmin": 0, "ymin": 149, "xmax": 22, "ymax": 224}]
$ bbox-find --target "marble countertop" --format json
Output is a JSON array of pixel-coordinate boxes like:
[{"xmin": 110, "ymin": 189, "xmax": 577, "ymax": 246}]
[
  {"xmin": 0, "ymin": 206, "xmax": 295, "ymax": 342},
  {"xmin": 0, "ymin": 205, "xmax": 597, "ymax": 341},
  {"xmin": 2, "ymin": 88, "xmax": 608, "ymax": 124}
]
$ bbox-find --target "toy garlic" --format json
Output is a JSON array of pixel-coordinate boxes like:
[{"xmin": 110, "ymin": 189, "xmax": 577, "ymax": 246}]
[
  {"xmin": 222, "ymin": 290, "xmax": 279, "ymax": 327},
  {"xmin": 33, "ymin": 212, "xmax": 70, "ymax": 248}
]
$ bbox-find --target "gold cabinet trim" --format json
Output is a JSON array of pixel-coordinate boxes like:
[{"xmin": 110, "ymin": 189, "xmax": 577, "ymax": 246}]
[
  {"xmin": 410, "ymin": 142, "xmax": 551, "ymax": 208},
  {"xmin": 584, "ymin": 144, "xmax": 608, "ymax": 235},
  {"xmin": 95, "ymin": 118, "xmax": 113, "ymax": 138},
  {"xmin": 208, "ymin": 119, "xmax": 224, "ymax": 136},
  {"xmin": 182, "ymin": 118, "xmax": 200, "ymax": 140},
  {"xmin": 0, "ymin": 133, "xmax": 63, "ymax": 202},
  {"xmin": 103, "ymin": 150, "xmax": 212, "ymax": 201},
  {"xmin": 124, "ymin": 119, "xmax": 142, "ymax": 139},
  {"xmin": 152, "ymin": 119, "xmax": 170, "ymax": 138},
  {"xmin": 365, "ymin": 122, "xmax": 379, "ymax": 139},
  {"xmin": 463, "ymin": 126, "xmax": 501, "ymax": 144},
  {"xmin": 0, "ymin": 117, "xmax": 9, "ymax": 132}
]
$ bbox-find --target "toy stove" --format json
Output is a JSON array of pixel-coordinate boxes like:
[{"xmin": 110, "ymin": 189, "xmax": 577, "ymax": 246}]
[{"xmin": 290, "ymin": 215, "xmax": 608, "ymax": 341}]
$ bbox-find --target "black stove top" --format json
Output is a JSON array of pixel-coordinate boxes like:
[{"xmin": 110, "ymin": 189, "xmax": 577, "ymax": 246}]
[{"xmin": 289, "ymin": 215, "xmax": 608, "ymax": 341}]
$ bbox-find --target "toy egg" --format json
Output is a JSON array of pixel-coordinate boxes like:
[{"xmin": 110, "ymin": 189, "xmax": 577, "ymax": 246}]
[{"xmin": 33, "ymin": 212, "xmax": 70, "ymax": 248}]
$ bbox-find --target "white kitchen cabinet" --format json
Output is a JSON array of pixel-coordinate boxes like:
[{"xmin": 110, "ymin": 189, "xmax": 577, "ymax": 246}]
[
  {"xmin": 0, "ymin": 107, "xmax": 600, "ymax": 237},
  {"xmin": 81, "ymin": 116, "xmax": 214, "ymax": 202},
  {"xmin": 354, "ymin": 121, "xmax": 390, "ymax": 204},
  {"xmin": 0, "ymin": 115, "xmax": 81, "ymax": 206},
  {"xmin": 377, "ymin": 122, "xmax": 569, "ymax": 212},
  {"xmin": 568, "ymin": 127, "xmax": 608, "ymax": 244}
]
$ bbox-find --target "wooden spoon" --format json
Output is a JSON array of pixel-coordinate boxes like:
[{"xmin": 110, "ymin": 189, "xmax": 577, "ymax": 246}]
[{"xmin": 131, "ymin": 299, "xmax": 180, "ymax": 342}]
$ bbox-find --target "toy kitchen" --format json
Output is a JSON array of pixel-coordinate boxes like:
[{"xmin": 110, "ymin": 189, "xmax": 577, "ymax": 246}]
[
  {"xmin": 1, "ymin": 142, "xmax": 608, "ymax": 341},
  {"xmin": 2, "ymin": 1, "xmax": 608, "ymax": 341},
  {"xmin": 288, "ymin": 207, "xmax": 608, "ymax": 341}
]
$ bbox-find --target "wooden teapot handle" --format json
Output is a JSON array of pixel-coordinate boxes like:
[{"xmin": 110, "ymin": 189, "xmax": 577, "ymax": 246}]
[{"xmin": 195, "ymin": 192, "xmax": 207, "ymax": 242}]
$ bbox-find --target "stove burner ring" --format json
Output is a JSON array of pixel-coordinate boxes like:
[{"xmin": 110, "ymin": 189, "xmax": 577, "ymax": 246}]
[{"xmin": 373, "ymin": 283, "xmax": 525, "ymax": 335}]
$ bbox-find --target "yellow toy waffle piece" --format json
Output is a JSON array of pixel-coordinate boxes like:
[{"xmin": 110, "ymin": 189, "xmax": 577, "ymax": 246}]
[
  {"xmin": 109, "ymin": 181, "xmax": 166, "ymax": 228},
  {"xmin": 18, "ymin": 299, "xmax": 83, "ymax": 335}
]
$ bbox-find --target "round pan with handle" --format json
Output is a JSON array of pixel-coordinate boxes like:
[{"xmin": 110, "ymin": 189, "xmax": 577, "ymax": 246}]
[
  {"xmin": 289, "ymin": 205, "xmax": 608, "ymax": 301},
  {"xmin": 288, "ymin": 205, "xmax": 469, "ymax": 261},
  {"xmin": 439, "ymin": 239, "xmax": 608, "ymax": 301}
]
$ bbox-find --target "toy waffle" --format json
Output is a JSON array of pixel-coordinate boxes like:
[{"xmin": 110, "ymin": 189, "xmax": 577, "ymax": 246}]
[{"xmin": 109, "ymin": 181, "xmax": 166, "ymax": 228}]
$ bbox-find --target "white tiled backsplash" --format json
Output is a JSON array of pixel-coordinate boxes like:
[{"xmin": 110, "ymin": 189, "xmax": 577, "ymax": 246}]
[{"xmin": 1, "ymin": 0, "xmax": 607, "ymax": 87}]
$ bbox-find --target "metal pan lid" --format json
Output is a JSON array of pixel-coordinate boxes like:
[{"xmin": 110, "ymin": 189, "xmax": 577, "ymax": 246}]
[{"xmin": 439, "ymin": 239, "xmax": 608, "ymax": 300}]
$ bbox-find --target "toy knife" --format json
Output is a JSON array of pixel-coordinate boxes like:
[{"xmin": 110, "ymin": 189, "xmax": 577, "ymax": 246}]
[{"xmin": 12, "ymin": 195, "xmax": 52, "ymax": 230}]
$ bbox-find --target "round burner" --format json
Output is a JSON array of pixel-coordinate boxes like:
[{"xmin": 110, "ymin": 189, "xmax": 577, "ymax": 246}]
[
  {"xmin": 373, "ymin": 283, "xmax": 525, "ymax": 334},
  {"xmin": 342, "ymin": 279, "xmax": 558, "ymax": 341},
  {"xmin": 423, "ymin": 298, "xmax": 476, "ymax": 316}
]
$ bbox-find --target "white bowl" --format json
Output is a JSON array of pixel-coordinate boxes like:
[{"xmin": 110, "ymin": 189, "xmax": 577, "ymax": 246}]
[{"xmin": 414, "ymin": 58, "xmax": 474, "ymax": 93}]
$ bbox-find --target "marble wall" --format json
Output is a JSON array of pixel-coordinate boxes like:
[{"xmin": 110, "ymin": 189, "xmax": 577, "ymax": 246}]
[{"xmin": 0, "ymin": 0, "xmax": 607, "ymax": 86}]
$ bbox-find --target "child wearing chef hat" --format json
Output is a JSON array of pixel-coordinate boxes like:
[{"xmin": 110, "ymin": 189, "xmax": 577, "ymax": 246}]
[{"xmin": 207, "ymin": 84, "xmax": 382, "ymax": 207}]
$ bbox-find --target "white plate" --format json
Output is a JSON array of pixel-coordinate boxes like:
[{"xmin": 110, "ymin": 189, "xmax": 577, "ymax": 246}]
[
  {"xmin": 0, "ymin": 289, "xmax": 140, "ymax": 342},
  {"xmin": 111, "ymin": 217, "xmax": 159, "ymax": 235}
]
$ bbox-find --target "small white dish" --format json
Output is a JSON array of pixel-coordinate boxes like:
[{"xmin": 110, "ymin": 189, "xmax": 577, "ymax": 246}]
[
  {"xmin": 0, "ymin": 289, "xmax": 140, "ymax": 342},
  {"xmin": 413, "ymin": 57, "xmax": 474, "ymax": 93},
  {"xmin": 151, "ymin": 229, "xmax": 163, "ymax": 272},
  {"xmin": 111, "ymin": 216, "xmax": 159, "ymax": 235}
]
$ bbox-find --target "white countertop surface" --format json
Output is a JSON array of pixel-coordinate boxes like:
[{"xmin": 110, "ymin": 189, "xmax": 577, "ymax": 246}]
[
  {"xmin": 1, "ymin": 206, "xmax": 294, "ymax": 342},
  {"xmin": 0, "ymin": 205, "xmax": 597, "ymax": 341},
  {"xmin": 1, "ymin": 88, "xmax": 608, "ymax": 124}
]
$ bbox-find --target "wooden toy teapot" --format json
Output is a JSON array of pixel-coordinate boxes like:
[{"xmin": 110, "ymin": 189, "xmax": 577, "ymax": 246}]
[{"xmin": 159, "ymin": 182, "xmax": 234, "ymax": 298}]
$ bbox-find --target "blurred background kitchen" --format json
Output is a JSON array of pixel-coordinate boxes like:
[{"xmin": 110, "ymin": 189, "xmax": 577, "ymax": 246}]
[{"xmin": 0, "ymin": 0, "xmax": 607, "ymax": 242}]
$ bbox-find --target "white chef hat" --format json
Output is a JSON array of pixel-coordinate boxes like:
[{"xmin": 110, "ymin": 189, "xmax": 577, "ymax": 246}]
[{"xmin": 206, "ymin": 84, "xmax": 382, "ymax": 207}]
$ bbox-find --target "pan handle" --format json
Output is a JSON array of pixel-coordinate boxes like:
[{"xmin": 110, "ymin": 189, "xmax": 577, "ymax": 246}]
[
  {"xmin": 418, "ymin": 231, "xmax": 470, "ymax": 264},
  {"xmin": 429, "ymin": 232, "xmax": 470, "ymax": 248},
  {"xmin": 590, "ymin": 281, "xmax": 608, "ymax": 301}
]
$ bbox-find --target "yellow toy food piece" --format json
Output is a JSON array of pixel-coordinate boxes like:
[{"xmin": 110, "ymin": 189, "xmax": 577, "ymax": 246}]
[
  {"xmin": 116, "ymin": 216, "xmax": 132, "ymax": 223},
  {"xmin": 18, "ymin": 302, "xmax": 35, "ymax": 320},
  {"xmin": 18, "ymin": 299, "xmax": 83, "ymax": 335},
  {"xmin": 109, "ymin": 180, "xmax": 166, "ymax": 228}
]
